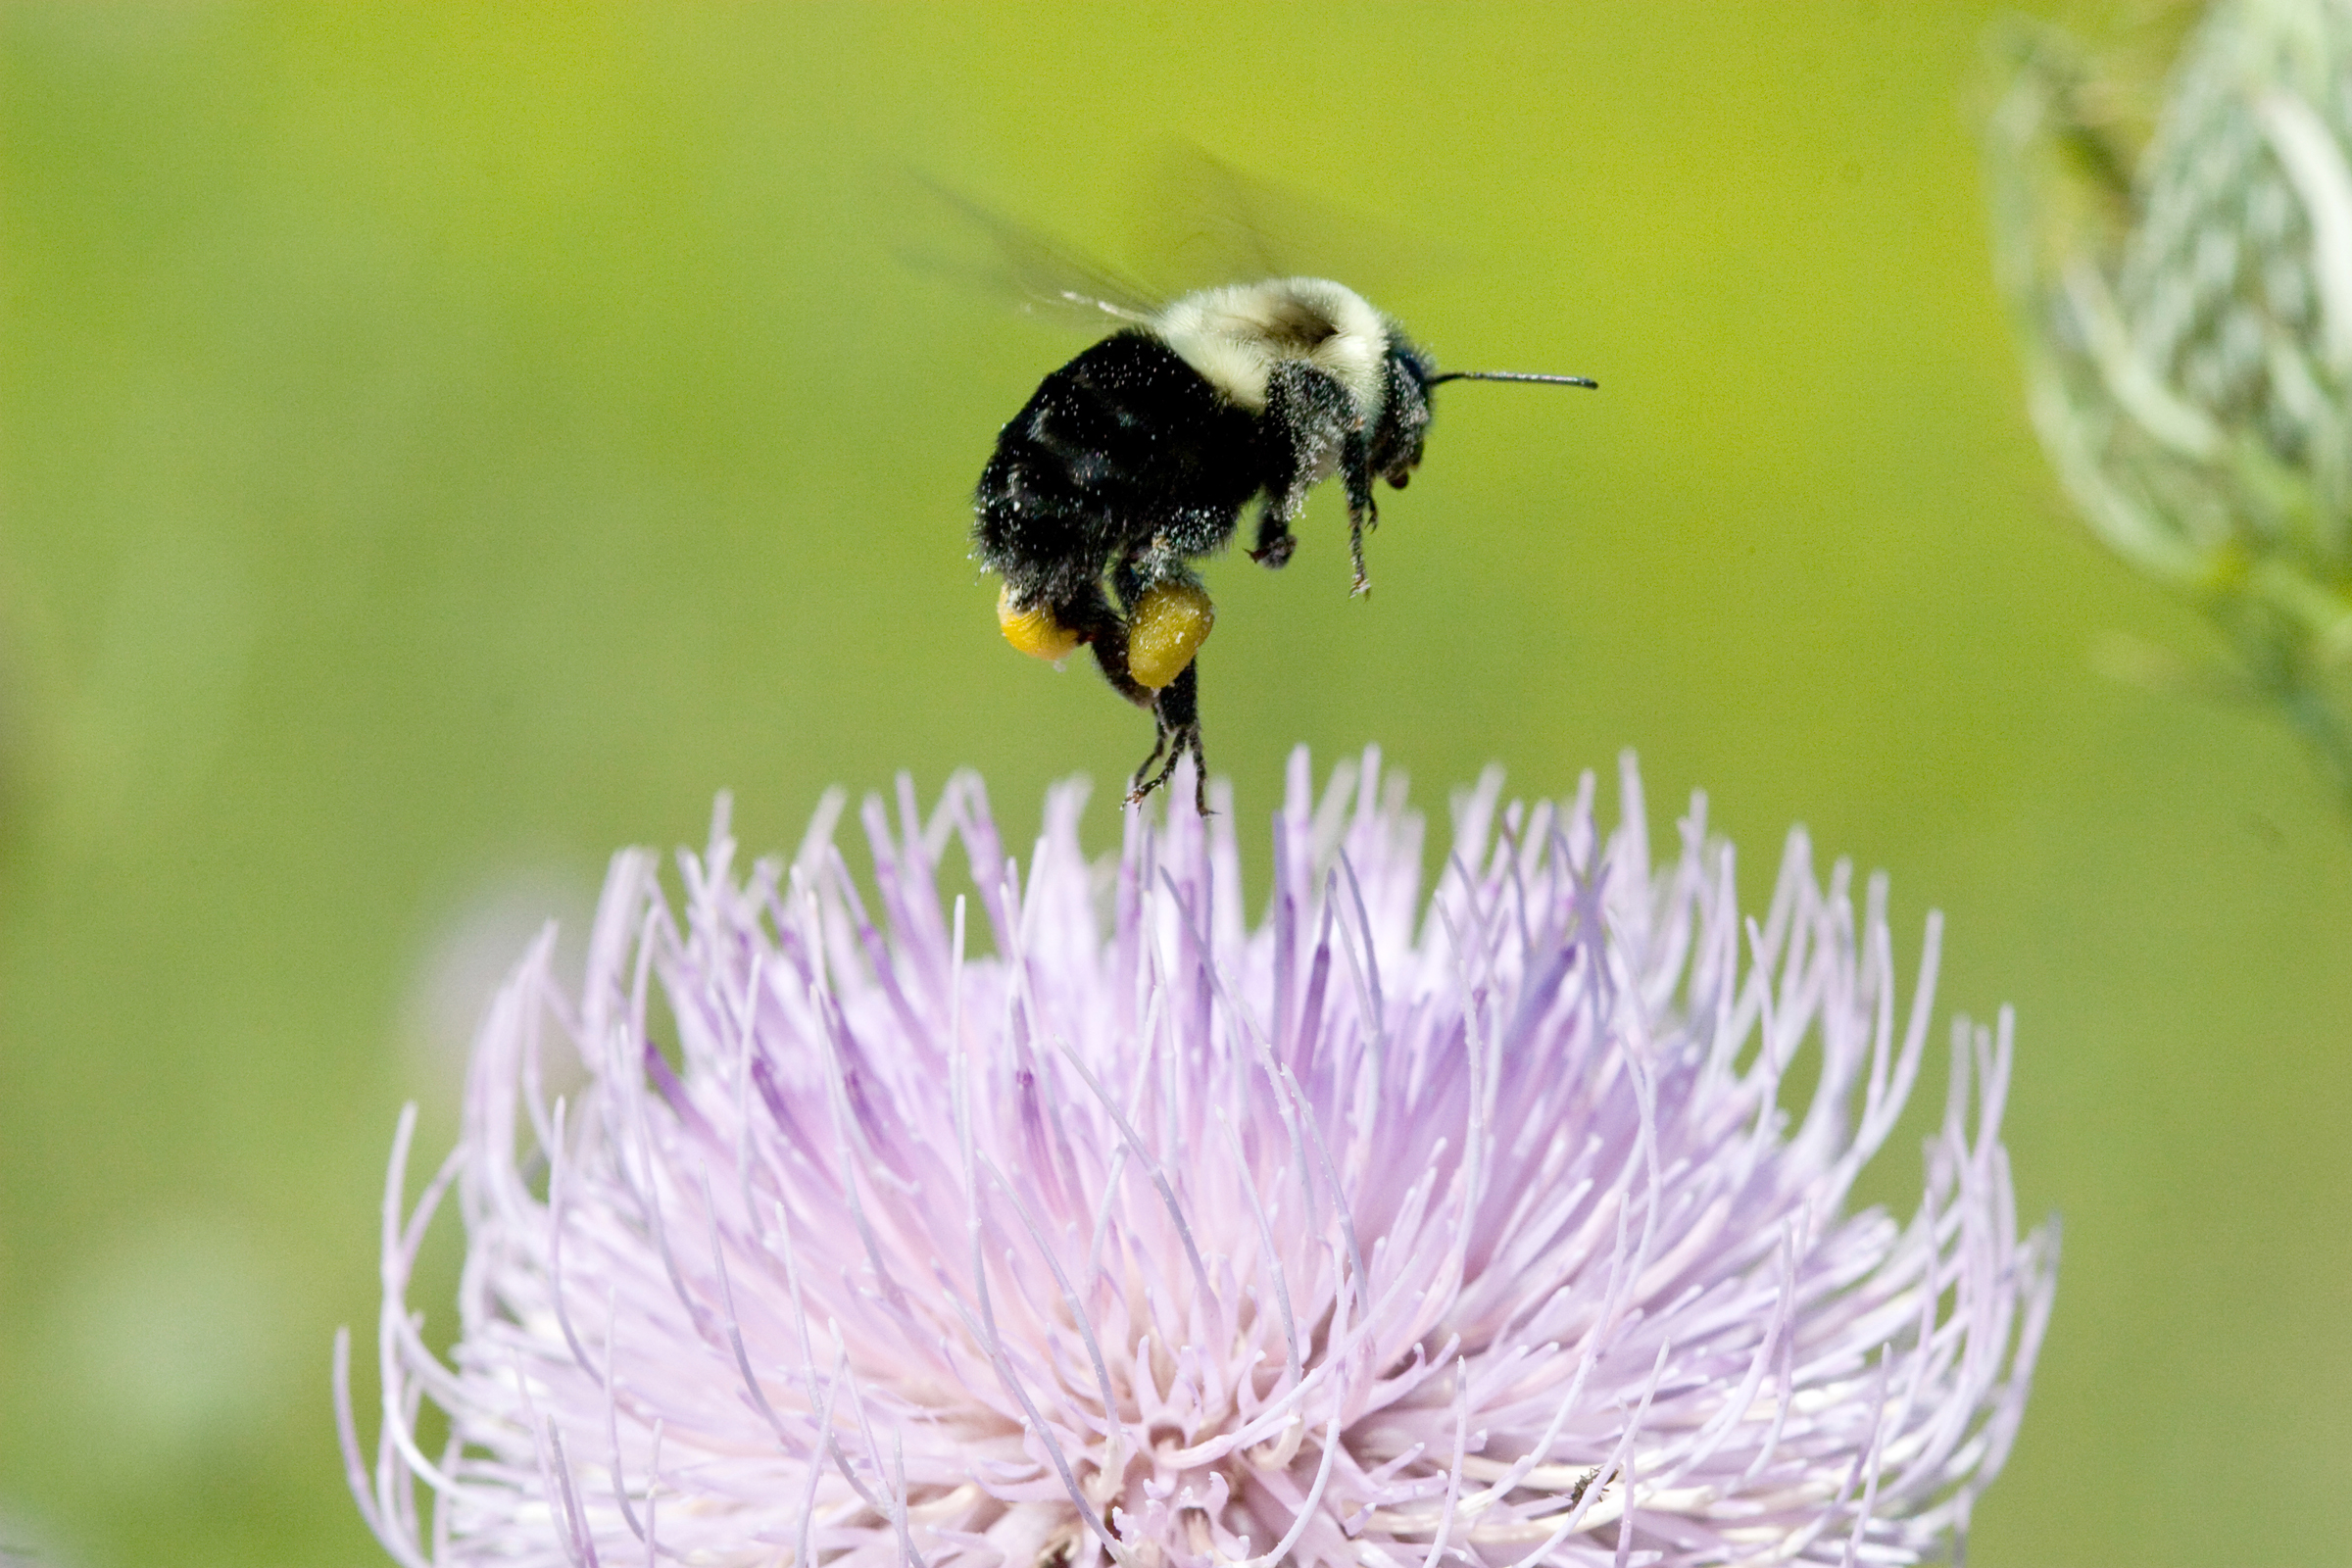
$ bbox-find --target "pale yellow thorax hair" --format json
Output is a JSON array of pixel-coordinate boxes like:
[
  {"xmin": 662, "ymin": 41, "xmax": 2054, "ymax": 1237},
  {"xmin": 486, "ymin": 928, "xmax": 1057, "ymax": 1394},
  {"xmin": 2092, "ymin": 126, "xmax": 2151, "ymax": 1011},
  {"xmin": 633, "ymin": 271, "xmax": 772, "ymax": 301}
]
[{"xmin": 1153, "ymin": 277, "xmax": 1391, "ymax": 420}]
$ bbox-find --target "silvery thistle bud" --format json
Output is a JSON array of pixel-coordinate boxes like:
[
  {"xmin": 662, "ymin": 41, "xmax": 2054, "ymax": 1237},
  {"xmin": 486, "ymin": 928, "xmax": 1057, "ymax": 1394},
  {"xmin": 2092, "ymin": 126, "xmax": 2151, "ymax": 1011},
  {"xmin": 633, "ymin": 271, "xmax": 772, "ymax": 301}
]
[
  {"xmin": 337, "ymin": 754, "xmax": 2055, "ymax": 1568},
  {"xmin": 1986, "ymin": 0, "xmax": 2352, "ymax": 801}
]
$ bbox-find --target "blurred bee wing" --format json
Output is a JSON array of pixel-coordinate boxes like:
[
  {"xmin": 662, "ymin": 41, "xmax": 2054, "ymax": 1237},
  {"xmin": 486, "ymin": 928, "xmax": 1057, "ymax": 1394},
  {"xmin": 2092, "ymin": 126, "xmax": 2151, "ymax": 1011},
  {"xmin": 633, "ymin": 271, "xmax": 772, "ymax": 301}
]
[
  {"xmin": 903, "ymin": 172, "xmax": 1162, "ymax": 330},
  {"xmin": 1133, "ymin": 142, "xmax": 1456, "ymax": 301}
]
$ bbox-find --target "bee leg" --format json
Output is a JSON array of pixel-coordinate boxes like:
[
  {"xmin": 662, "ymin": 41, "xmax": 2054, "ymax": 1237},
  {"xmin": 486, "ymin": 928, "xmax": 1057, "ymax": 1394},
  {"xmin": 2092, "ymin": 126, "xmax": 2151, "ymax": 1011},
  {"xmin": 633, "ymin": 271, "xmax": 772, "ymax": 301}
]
[
  {"xmin": 1248, "ymin": 505, "xmax": 1296, "ymax": 568},
  {"xmin": 1054, "ymin": 581, "xmax": 1196, "ymax": 809},
  {"xmin": 1127, "ymin": 662, "xmax": 1206, "ymax": 813},
  {"xmin": 1132, "ymin": 722, "xmax": 1171, "ymax": 786},
  {"xmin": 1342, "ymin": 421, "xmax": 1378, "ymax": 598},
  {"xmin": 1248, "ymin": 459, "xmax": 1301, "ymax": 567},
  {"xmin": 1104, "ymin": 559, "xmax": 1209, "ymax": 812},
  {"xmin": 1254, "ymin": 362, "xmax": 1354, "ymax": 571},
  {"xmin": 1053, "ymin": 582, "xmax": 1156, "ymax": 711}
]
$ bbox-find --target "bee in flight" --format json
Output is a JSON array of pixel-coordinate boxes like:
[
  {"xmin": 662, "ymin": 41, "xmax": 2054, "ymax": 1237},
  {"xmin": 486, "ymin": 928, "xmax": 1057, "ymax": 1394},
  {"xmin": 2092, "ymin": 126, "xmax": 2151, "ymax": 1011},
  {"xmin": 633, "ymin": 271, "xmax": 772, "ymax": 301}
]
[{"xmin": 973, "ymin": 272, "xmax": 1593, "ymax": 813}]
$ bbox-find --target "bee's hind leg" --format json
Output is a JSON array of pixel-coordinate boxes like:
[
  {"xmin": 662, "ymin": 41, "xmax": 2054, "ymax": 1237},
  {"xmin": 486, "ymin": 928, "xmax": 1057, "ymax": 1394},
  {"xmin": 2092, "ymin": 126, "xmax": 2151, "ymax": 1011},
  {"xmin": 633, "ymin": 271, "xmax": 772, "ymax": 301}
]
[
  {"xmin": 1128, "ymin": 663, "xmax": 1206, "ymax": 814},
  {"xmin": 1132, "ymin": 723, "xmax": 1171, "ymax": 787},
  {"xmin": 1020, "ymin": 576, "xmax": 1205, "ymax": 812},
  {"xmin": 1048, "ymin": 582, "xmax": 1152, "ymax": 712},
  {"xmin": 1054, "ymin": 586, "xmax": 1202, "ymax": 813}
]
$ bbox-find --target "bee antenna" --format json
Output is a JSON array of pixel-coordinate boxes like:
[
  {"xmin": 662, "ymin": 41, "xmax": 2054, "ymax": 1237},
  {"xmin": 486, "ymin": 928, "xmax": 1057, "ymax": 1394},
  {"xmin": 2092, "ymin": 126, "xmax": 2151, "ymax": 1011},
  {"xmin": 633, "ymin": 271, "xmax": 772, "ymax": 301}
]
[{"xmin": 1425, "ymin": 369, "xmax": 1599, "ymax": 388}]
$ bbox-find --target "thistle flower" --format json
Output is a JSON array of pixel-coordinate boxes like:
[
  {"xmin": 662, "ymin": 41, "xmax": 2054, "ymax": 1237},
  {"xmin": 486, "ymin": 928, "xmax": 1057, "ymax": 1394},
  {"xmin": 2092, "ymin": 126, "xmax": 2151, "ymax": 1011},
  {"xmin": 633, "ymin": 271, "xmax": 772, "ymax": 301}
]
[
  {"xmin": 1984, "ymin": 0, "xmax": 2352, "ymax": 804},
  {"xmin": 338, "ymin": 752, "xmax": 2055, "ymax": 1568}
]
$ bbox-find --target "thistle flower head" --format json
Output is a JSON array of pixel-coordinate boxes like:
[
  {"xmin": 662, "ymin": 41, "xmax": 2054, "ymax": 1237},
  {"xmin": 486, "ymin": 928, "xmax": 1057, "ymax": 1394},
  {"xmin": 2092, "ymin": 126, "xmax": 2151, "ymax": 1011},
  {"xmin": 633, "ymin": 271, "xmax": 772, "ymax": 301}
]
[
  {"xmin": 339, "ymin": 753, "xmax": 2054, "ymax": 1568},
  {"xmin": 1985, "ymin": 0, "xmax": 2352, "ymax": 795}
]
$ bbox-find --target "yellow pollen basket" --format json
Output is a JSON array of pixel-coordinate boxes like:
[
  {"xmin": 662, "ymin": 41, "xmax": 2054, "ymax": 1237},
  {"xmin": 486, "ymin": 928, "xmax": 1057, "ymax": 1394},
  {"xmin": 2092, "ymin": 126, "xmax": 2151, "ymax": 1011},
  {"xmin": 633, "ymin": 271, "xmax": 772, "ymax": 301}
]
[
  {"xmin": 998, "ymin": 585, "xmax": 1082, "ymax": 661},
  {"xmin": 1127, "ymin": 582, "xmax": 1214, "ymax": 690}
]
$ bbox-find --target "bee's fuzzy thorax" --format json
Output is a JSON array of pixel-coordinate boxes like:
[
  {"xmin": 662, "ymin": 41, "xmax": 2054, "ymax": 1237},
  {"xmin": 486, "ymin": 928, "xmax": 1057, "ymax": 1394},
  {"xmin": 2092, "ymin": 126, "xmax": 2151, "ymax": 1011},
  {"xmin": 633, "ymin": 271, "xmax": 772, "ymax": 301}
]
[{"xmin": 1153, "ymin": 276, "xmax": 1391, "ymax": 419}]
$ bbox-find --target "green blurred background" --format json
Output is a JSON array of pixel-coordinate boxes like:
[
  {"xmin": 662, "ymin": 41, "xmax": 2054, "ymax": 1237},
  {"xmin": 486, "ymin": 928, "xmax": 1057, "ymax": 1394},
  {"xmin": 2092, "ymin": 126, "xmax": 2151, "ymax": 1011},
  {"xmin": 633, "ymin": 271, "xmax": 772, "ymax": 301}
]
[{"xmin": 3, "ymin": 3, "xmax": 2346, "ymax": 1564}]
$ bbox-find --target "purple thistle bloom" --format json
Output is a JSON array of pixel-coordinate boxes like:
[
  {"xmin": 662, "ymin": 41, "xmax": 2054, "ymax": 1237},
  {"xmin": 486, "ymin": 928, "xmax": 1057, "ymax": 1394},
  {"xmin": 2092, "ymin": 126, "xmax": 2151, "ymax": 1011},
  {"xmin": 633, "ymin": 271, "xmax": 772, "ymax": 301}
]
[{"xmin": 338, "ymin": 751, "xmax": 2055, "ymax": 1568}]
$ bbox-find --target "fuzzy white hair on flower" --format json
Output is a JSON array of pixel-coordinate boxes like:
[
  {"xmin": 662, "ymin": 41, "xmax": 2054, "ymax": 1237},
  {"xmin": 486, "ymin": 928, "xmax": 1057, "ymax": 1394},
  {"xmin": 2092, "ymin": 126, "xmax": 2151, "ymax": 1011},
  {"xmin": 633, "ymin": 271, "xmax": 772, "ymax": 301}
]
[{"xmin": 338, "ymin": 751, "xmax": 2055, "ymax": 1568}]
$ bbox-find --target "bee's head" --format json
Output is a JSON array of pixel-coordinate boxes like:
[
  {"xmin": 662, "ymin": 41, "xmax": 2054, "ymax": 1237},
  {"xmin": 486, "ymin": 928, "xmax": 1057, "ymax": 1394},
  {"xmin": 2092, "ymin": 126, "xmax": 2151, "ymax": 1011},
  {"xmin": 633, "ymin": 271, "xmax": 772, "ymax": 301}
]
[
  {"xmin": 1368, "ymin": 335, "xmax": 1438, "ymax": 489},
  {"xmin": 1378, "ymin": 340, "xmax": 1599, "ymax": 488}
]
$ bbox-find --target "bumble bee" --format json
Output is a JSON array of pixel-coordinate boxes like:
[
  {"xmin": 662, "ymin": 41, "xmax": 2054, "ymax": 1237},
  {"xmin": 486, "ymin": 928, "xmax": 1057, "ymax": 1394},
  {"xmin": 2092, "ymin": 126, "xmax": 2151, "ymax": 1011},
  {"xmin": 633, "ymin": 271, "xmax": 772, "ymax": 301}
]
[{"xmin": 973, "ymin": 274, "xmax": 1593, "ymax": 813}]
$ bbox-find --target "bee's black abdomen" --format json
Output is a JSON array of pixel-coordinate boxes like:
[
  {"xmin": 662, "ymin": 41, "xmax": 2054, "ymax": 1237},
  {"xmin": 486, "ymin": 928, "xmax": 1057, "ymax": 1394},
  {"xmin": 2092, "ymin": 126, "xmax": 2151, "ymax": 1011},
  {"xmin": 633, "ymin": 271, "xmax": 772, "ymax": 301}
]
[{"xmin": 975, "ymin": 331, "xmax": 1266, "ymax": 608}]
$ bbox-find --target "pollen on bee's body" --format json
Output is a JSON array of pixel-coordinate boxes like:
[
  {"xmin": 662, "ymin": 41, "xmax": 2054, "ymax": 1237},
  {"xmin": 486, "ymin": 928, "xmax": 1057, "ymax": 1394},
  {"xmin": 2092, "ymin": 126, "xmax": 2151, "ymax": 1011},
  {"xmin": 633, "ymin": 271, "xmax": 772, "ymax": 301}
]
[
  {"xmin": 1128, "ymin": 582, "xmax": 1214, "ymax": 689},
  {"xmin": 998, "ymin": 585, "xmax": 1083, "ymax": 661}
]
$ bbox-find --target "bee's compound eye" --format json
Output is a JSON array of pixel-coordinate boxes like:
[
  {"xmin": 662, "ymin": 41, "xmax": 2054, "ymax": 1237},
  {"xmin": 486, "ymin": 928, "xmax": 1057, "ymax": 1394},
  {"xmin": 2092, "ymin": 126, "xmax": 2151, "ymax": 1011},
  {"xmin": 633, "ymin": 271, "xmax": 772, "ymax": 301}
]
[
  {"xmin": 1127, "ymin": 582, "xmax": 1214, "ymax": 690},
  {"xmin": 998, "ymin": 585, "xmax": 1083, "ymax": 661}
]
